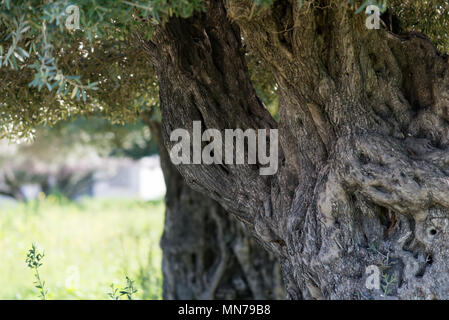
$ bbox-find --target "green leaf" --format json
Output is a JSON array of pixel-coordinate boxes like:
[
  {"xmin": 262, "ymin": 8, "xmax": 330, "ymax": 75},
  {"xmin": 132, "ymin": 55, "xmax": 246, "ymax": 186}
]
[{"xmin": 71, "ymin": 87, "xmax": 78, "ymax": 99}]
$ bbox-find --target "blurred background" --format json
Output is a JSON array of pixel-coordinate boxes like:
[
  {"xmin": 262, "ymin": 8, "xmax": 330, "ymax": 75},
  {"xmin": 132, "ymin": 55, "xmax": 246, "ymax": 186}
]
[{"xmin": 0, "ymin": 116, "xmax": 166, "ymax": 299}]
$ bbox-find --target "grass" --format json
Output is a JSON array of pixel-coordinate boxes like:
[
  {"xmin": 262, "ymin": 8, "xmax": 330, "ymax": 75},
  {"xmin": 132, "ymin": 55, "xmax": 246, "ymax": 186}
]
[{"xmin": 0, "ymin": 194, "xmax": 164, "ymax": 300}]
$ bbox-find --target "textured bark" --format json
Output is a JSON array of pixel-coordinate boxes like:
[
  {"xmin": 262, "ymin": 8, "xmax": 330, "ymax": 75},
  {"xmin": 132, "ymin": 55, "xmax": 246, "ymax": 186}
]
[
  {"xmin": 140, "ymin": 0, "xmax": 449, "ymax": 299},
  {"xmin": 142, "ymin": 114, "xmax": 285, "ymax": 299}
]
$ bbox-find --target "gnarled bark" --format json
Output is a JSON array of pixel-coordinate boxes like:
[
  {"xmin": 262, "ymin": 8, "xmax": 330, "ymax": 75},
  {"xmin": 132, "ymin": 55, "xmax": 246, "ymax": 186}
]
[
  {"xmin": 142, "ymin": 114, "xmax": 284, "ymax": 299},
  {"xmin": 140, "ymin": 0, "xmax": 449, "ymax": 299}
]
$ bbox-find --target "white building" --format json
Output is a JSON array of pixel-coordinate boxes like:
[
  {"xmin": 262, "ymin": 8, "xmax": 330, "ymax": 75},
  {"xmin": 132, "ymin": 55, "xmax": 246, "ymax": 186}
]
[{"xmin": 92, "ymin": 155, "xmax": 166, "ymax": 201}]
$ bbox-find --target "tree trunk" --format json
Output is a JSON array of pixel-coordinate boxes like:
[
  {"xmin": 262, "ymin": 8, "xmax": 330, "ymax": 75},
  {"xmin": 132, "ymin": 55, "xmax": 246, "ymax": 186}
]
[
  {"xmin": 139, "ymin": 0, "xmax": 449, "ymax": 299},
  {"xmin": 142, "ymin": 114, "xmax": 285, "ymax": 299},
  {"xmin": 0, "ymin": 170, "xmax": 26, "ymax": 201}
]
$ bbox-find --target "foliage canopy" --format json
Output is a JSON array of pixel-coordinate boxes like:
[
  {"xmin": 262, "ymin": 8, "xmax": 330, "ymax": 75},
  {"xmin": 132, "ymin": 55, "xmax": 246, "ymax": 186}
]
[{"xmin": 0, "ymin": 0, "xmax": 447, "ymax": 139}]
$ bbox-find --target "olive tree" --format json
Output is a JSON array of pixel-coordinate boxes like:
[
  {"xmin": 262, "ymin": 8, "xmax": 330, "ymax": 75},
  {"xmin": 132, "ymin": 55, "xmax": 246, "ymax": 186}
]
[{"xmin": 2, "ymin": 0, "xmax": 449, "ymax": 299}]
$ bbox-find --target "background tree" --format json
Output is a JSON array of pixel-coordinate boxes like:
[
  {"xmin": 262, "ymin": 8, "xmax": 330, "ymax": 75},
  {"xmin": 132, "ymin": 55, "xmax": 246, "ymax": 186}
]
[
  {"xmin": 0, "ymin": 116, "xmax": 158, "ymax": 199},
  {"xmin": 143, "ymin": 112, "xmax": 284, "ymax": 299},
  {"xmin": 2, "ymin": 0, "xmax": 449, "ymax": 299}
]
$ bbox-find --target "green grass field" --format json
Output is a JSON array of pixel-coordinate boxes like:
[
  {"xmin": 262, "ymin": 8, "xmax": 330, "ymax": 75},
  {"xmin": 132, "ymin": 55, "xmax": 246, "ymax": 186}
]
[{"xmin": 0, "ymin": 195, "xmax": 164, "ymax": 300}]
